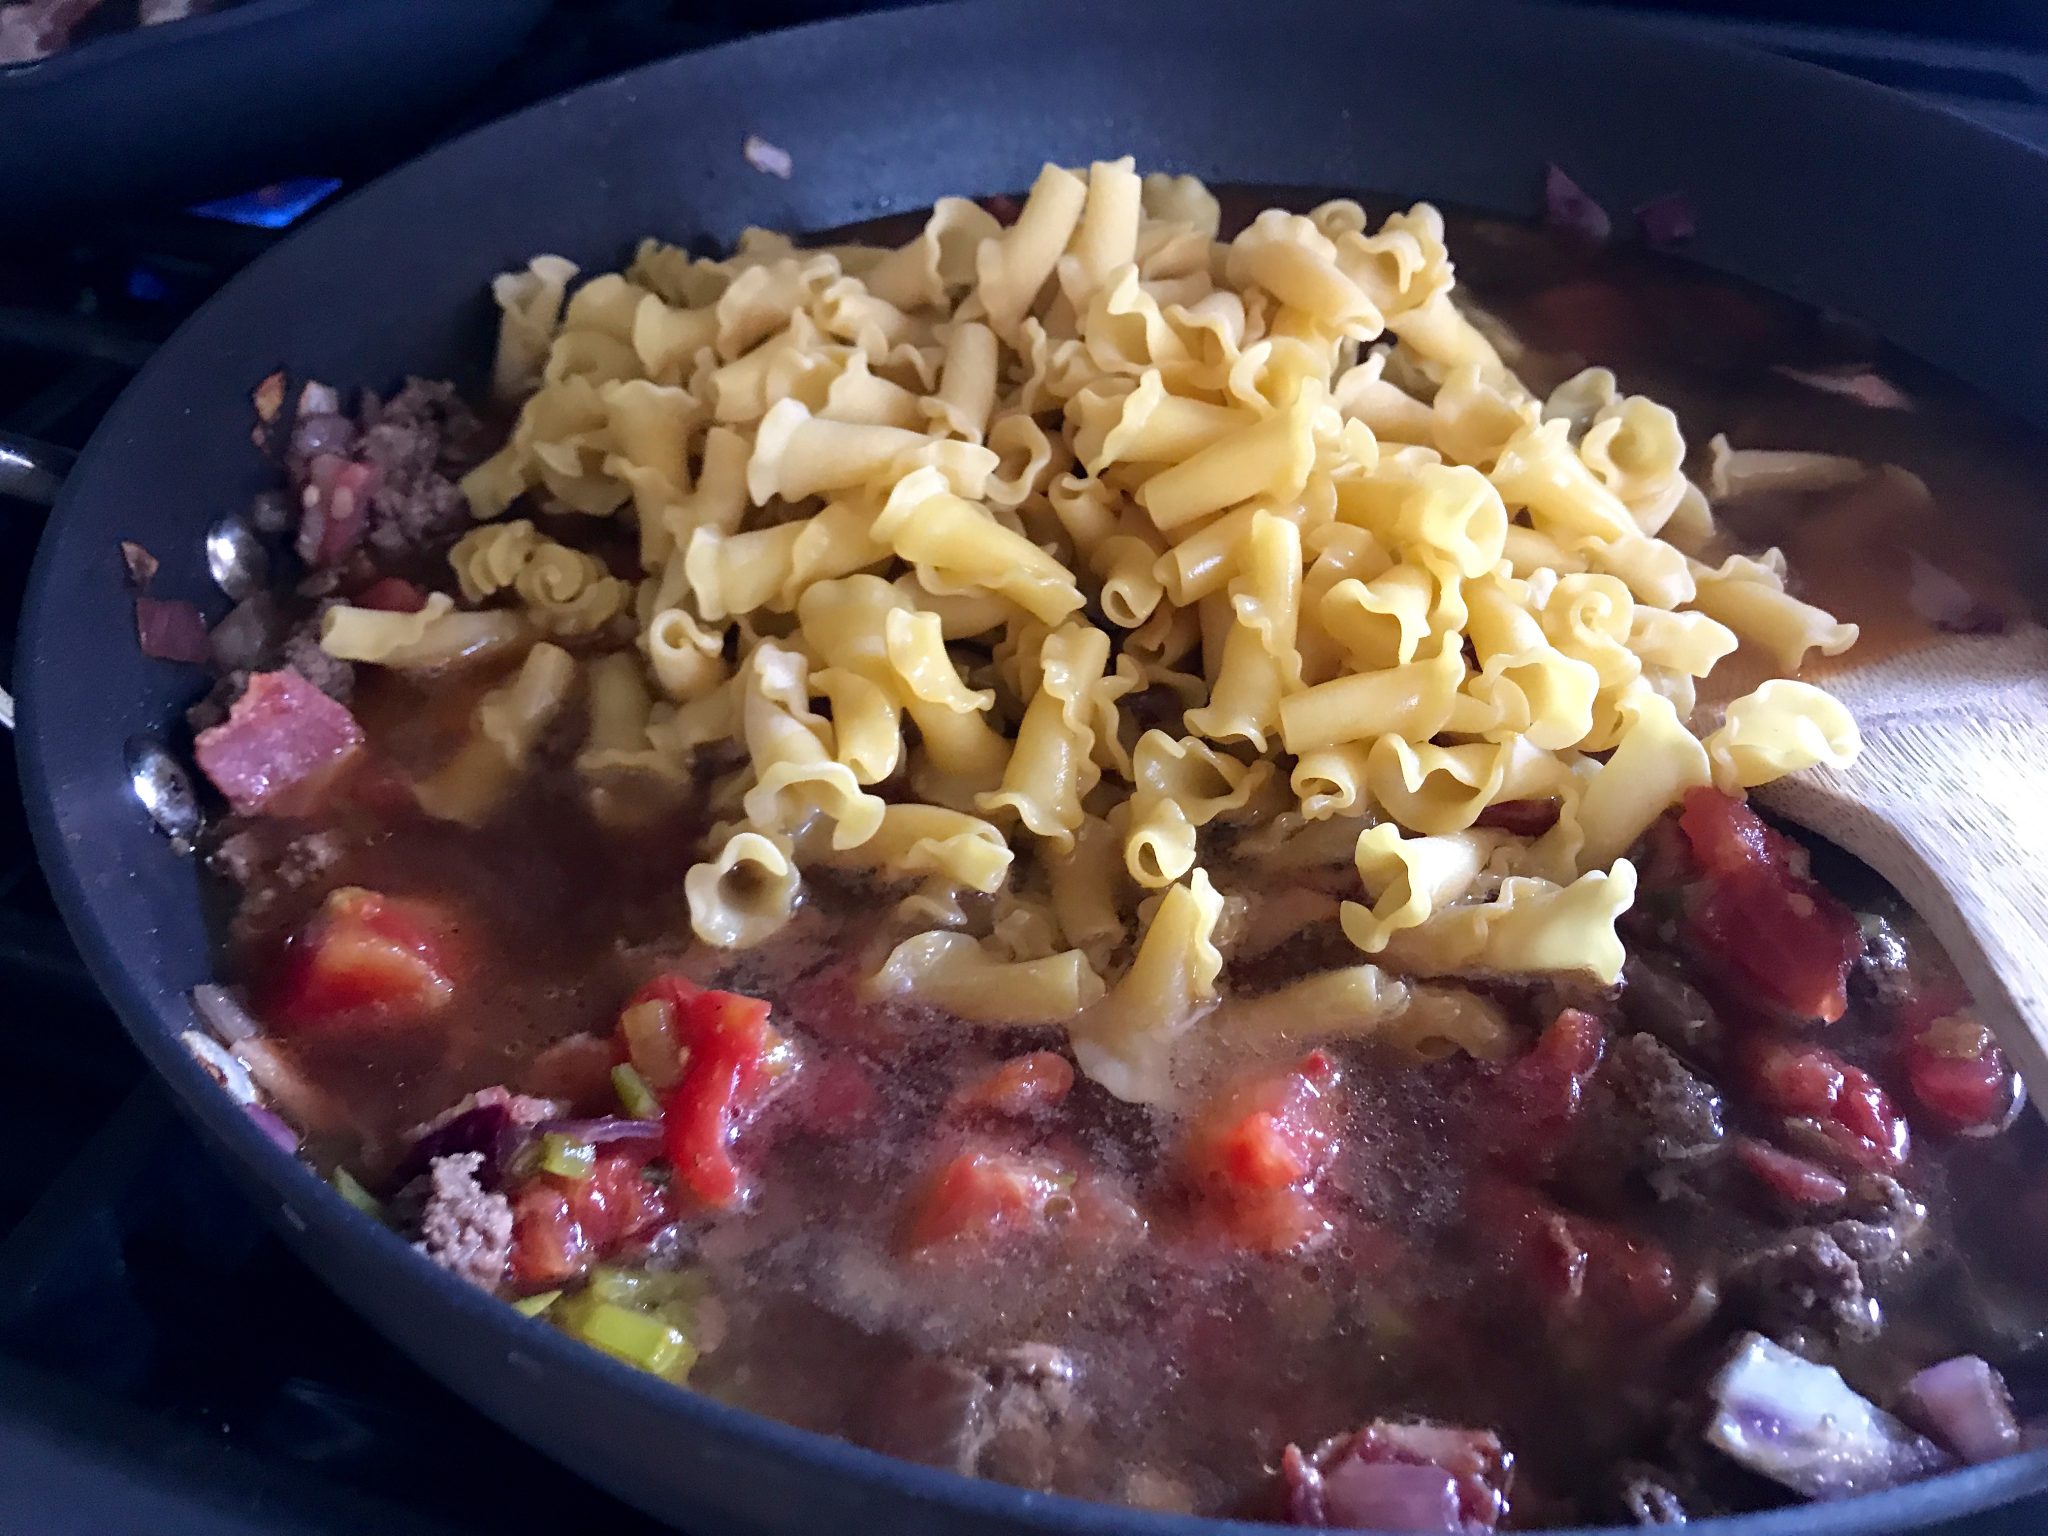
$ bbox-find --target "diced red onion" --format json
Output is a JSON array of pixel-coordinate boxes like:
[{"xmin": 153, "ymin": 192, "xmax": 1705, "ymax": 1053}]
[
  {"xmin": 1634, "ymin": 191, "xmax": 1698, "ymax": 249},
  {"xmin": 296, "ymin": 380, "xmax": 341, "ymax": 418},
  {"xmin": 1321, "ymin": 1460, "xmax": 1463, "ymax": 1532},
  {"xmin": 119, "ymin": 539, "xmax": 159, "ymax": 591},
  {"xmin": 191, "ymin": 983, "xmax": 261, "ymax": 1044},
  {"xmin": 1281, "ymin": 1444, "xmax": 1328, "ymax": 1525},
  {"xmin": 1543, "ymin": 165, "xmax": 1611, "ymax": 243},
  {"xmin": 534, "ymin": 1116, "xmax": 664, "ymax": 1147},
  {"xmin": 231, "ymin": 1037, "xmax": 349, "ymax": 1139},
  {"xmin": 1707, "ymin": 1334, "xmax": 1951, "ymax": 1499},
  {"xmin": 1907, "ymin": 552, "xmax": 2005, "ymax": 635},
  {"xmin": 1899, "ymin": 1356, "xmax": 2020, "ymax": 1465},
  {"xmin": 135, "ymin": 596, "xmax": 212, "ymax": 664},
  {"xmin": 743, "ymin": 134, "xmax": 793, "ymax": 179},
  {"xmin": 246, "ymin": 1104, "xmax": 301, "ymax": 1154},
  {"xmin": 1773, "ymin": 365, "xmax": 1914, "ymax": 412}
]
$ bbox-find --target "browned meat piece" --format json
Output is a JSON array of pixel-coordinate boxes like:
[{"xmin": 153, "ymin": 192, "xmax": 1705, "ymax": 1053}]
[
  {"xmin": 1850, "ymin": 914, "xmax": 1913, "ymax": 1011},
  {"xmin": 413, "ymin": 1152, "xmax": 513, "ymax": 1289},
  {"xmin": 208, "ymin": 593, "xmax": 281, "ymax": 673},
  {"xmin": 1614, "ymin": 1466, "xmax": 1689, "ymax": 1524},
  {"xmin": 1621, "ymin": 954, "xmax": 1722, "ymax": 1057},
  {"xmin": 1824, "ymin": 1174, "xmax": 1927, "ymax": 1279},
  {"xmin": 207, "ymin": 824, "xmax": 344, "ymax": 924},
  {"xmin": 277, "ymin": 608, "xmax": 354, "ymax": 704},
  {"xmin": 1725, "ymin": 1228, "xmax": 1879, "ymax": 1344},
  {"xmin": 357, "ymin": 378, "xmax": 485, "ymax": 559},
  {"xmin": 861, "ymin": 1345, "xmax": 1085, "ymax": 1489},
  {"xmin": 979, "ymin": 1344, "xmax": 1082, "ymax": 1488},
  {"xmin": 1607, "ymin": 1033, "xmax": 1725, "ymax": 1171}
]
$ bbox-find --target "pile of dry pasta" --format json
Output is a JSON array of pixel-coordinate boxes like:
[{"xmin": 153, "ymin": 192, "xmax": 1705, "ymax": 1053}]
[{"xmin": 317, "ymin": 159, "xmax": 1862, "ymax": 1101}]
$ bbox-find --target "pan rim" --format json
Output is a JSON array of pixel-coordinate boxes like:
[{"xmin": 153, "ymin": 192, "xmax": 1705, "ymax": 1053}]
[{"xmin": 17, "ymin": 0, "xmax": 2048, "ymax": 1530}]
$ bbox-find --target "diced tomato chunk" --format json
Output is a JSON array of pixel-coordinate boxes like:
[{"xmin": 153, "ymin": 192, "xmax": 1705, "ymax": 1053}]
[
  {"xmin": 1182, "ymin": 1052, "xmax": 1342, "ymax": 1253},
  {"xmin": 637, "ymin": 976, "xmax": 790, "ymax": 1209},
  {"xmin": 1484, "ymin": 1008, "xmax": 1605, "ymax": 1174},
  {"xmin": 1746, "ymin": 1038, "xmax": 1909, "ymax": 1171},
  {"xmin": 268, "ymin": 886, "xmax": 460, "ymax": 1033},
  {"xmin": 951, "ymin": 1051, "xmax": 1076, "ymax": 1119},
  {"xmin": 1471, "ymin": 1180, "xmax": 1684, "ymax": 1328},
  {"xmin": 901, "ymin": 1148, "xmax": 1067, "ymax": 1251},
  {"xmin": 508, "ymin": 1181, "xmax": 584, "ymax": 1290},
  {"xmin": 795, "ymin": 1056, "xmax": 884, "ymax": 1139},
  {"xmin": 354, "ymin": 576, "xmax": 428, "ymax": 613},
  {"xmin": 507, "ymin": 1148, "xmax": 668, "ymax": 1290},
  {"xmin": 1678, "ymin": 790, "xmax": 1862, "ymax": 1022},
  {"xmin": 1734, "ymin": 1137, "xmax": 1850, "ymax": 1207},
  {"xmin": 1904, "ymin": 1034, "xmax": 2013, "ymax": 1133}
]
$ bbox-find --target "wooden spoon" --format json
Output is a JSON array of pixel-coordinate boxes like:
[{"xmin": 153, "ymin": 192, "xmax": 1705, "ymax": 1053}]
[{"xmin": 1754, "ymin": 624, "xmax": 2048, "ymax": 1117}]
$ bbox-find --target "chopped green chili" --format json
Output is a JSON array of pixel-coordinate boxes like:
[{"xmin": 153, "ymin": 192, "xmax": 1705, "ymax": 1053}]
[
  {"xmin": 513, "ymin": 1290, "xmax": 562, "ymax": 1318},
  {"xmin": 539, "ymin": 1133, "xmax": 597, "ymax": 1180},
  {"xmin": 612, "ymin": 1062, "xmax": 662, "ymax": 1120},
  {"xmin": 559, "ymin": 1293, "xmax": 697, "ymax": 1380},
  {"xmin": 331, "ymin": 1166, "xmax": 384, "ymax": 1219}
]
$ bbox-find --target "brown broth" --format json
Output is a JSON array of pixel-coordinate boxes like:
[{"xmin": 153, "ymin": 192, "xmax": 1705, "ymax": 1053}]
[{"xmin": 217, "ymin": 195, "xmax": 2048, "ymax": 1527}]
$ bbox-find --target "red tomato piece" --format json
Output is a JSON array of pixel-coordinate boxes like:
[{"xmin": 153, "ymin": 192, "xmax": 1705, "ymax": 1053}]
[
  {"xmin": 353, "ymin": 576, "xmax": 429, "ymax": 613},
  {"xmin": 1747, "ymin": 1038, "xmax": 1909, "ymax": 1171},
  {"xmin": 795, "ymin": 1056, "xmax": 884, "ymax": 1139},
  {"xmin": 952, "ymin": 1051, "xmax": 1076, "ymax": 1119},
  {"xmin": 1484, "ymin": 1008, "xmax": 1605, "ymax": 1174},
  {"xmin": 1734, "ymin": 1137, "xmax": 1850, "ymax": 1207},
  {"xmin": 1471, "ymin": 1180, "xmax": 1683, "ymax": 1328},
  {"xmin": 565, "ymin": 1147, "xmax": 671, "ymax": 1248},
  {"xmin": 651, "ymin": 981, "xmax": 789, "ymax": 1208},
  {"xmin": 1678, "ymin": 790, "xmax": 1862, "ymax": 1023},
  {"xmin": 508, "ymin": 1181, "xmax": 585, "ymax": 1291},
  {"xmin": 900, "ymin": 1148, "xmax": 1068, "ymax": 1251},
  {"xmin": 1181, "ymin": 1052, "xmax": 1343, "ymax": 1254},
  {"xmin": 506, "ymin": 1149, "xmax": 668, "ymax": 1291},
  {"xmin": 268, "ymin": 886, "xmax": 460, "ymax": 1033},
  {"xmin": 1904, "ymin": 1037, "xmax": 2013, "ymax": 1133}
]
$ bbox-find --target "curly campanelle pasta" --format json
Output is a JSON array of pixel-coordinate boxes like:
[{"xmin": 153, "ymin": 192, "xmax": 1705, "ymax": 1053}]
[{"xmin": 368, "ymin": 163, "xmax": 1869, "ymax": 1100}]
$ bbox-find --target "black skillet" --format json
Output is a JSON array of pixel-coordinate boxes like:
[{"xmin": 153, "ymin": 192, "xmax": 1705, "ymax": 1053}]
[
  {"xmin": 0, "ymin": 0, "xmax": 551, "ymax": 231},
  {"xmin": 15, "ymin": 1, "xmax": 2048, "ymax": 1531}
]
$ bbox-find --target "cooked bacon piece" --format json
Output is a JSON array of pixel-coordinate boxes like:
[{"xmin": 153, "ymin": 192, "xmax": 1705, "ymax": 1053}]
[
  {"xmin": 135, "ymin": 596, "xmax": 211, "ymax": 663},
  {"xmin": 192, "ymin": 667, "xmax": 363, "ymax": 814}
]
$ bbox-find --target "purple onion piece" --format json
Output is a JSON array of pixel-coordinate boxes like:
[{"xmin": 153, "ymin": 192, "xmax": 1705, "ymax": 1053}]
[
  {"xmin": 1907, "ymin": 552, "xmax": 2006, "ymax": 635},
  {"xmin": 1634, "ymin": 191, "xmax": 1698, "ymax": 248},
  {"xmin": 135, "ymin": 596, "xmax": 212, "ymax": 664},
  {"xmin": 1707, "ymin": 1334, "xmax": 1952, "ymax": 1500},
  {"xmin": 119, "ymin": 539, "xmax": 159, "ymax": 592},
  {"xmin": 1899, "ymin": 1356, "xmax": 2021, "ymax": 1465},
  {"xmin": 1773, "ymin": 364, "xmax": 1913, "ymax": 411},
  {"xmin": 1281, "ymin": 1444, "xmax": 1328, "ymax": 1525},
  {"xmin": 533, "ymin": 1116, "xmax": 664, "ymax": 1147},
  {"xmin": 1543, "ymin": 164, "xmax": 1611, "ymax": 243},
  {"xmin": 191, "ymin": 983, "xmax": 261, "ymax": 1044},
  {"xmin": 1320, "ymin": 1460, "xmax": 1463, "ymax": 1532},
  {"xmin": 393, "ymin": 1102, "xmax": 522, "ymax": 1190},
  {"xmin": 246, "ymin": 1104, "xmax": 300, "ymax": 1154}
]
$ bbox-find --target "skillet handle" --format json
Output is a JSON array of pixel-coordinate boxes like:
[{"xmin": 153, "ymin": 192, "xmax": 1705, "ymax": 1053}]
[
  {"xmin": 0, "ymin": 432, "xmax": 73, "ymax": 509},
  {"xmin": 0, "ymin": 432, "xmax": 73, "ymax": 731}
]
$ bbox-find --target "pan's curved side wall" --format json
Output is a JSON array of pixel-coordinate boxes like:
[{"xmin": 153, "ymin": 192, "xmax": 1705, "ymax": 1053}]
[{"xmin": 18, "ymin": 3, "xmax": 2048, "ymax": 1534}]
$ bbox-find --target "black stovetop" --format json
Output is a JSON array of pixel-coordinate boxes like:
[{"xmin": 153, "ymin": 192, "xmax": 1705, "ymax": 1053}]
[{"xmin": 3, "ymin": 4, "xmax": 2047, "ymax": 1532}]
